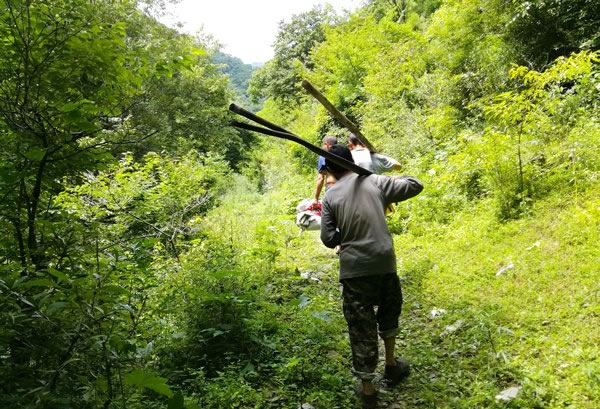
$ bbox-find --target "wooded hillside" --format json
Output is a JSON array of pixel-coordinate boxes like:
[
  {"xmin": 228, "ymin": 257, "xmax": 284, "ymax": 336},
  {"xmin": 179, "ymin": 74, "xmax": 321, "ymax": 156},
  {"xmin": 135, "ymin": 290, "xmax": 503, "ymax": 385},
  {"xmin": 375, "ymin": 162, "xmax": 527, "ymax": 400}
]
[
  {"xmin": 212, "ymin": 51, "xmax": 262, "ymax": 112},
  {"xmin": 0, "ymin": 1, "xmax": 598, "ymax": 408}
]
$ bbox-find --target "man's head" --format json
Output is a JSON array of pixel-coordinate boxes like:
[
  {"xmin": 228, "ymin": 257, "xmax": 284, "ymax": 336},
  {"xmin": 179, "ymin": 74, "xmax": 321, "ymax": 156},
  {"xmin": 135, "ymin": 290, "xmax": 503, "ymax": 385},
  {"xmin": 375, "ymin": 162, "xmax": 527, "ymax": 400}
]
[
  {"xmin": 322, "ymin": 136, "xmax": 338, "ymax": 151},
  {"xmin": 347, "ymin": 134, "xmax": 365, "ymax": 150},
  {"xmin": 325, "ymin": 144, "xmax": 354, "ymax": 178}
]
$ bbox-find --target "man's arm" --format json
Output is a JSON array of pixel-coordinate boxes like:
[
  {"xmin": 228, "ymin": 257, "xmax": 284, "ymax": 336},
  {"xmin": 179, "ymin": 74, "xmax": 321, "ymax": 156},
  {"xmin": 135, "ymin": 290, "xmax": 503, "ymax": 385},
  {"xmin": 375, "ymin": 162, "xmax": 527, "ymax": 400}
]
[
  {"xmin": 372, "ymin": 153, "xmax": 401, "ymax": 174},
  {"xmin": 313, "ymin": 171, "xmax": 325, "ymax": 204},
  {"xmin": 320, "ymin": 199, "xmax": 340, "ymax": 248},
  {"xmin": 313, "ymin": 156, "xmax": 328, "ymax": 204},
  {"xmin": 376, "ymin": 175, "xmax": 424, "ymax": 204}
]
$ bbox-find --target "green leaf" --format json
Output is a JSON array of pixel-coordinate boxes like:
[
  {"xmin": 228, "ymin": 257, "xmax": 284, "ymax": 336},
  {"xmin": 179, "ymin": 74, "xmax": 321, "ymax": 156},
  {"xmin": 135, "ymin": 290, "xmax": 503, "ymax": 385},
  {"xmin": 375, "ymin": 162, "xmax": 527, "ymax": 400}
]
[
  {"xmin": 286, "ymin": 357, "xmax": 302, "ymax": 369},
  {"xmin": 100, "ymin": 283, "xmax": 128, "ymax": 295},
  {"xmin": 23, "ymin": 149, "xmax": 46, "ymax": 161},
  {"xmin": 21, "ymin": 279, "xmax": 57, "ymax": 288},
  {"xmin": 80, "ymin": 101, "xmax": 99, "ymax": 114},
  {"xmin": 124, "ymin": 369, "xmax": 173, "ymax": 397},
  {"xmin": 59, "ymin": 102, "xmax": 79, "ymax": 112},
  {"xmin": 168, "ymin": 391, "xmax": 184, "ymax": 409},
  {"xmin": 47, "ymin": 268, "xmax": 69, "ymax": 283},
  {"xmin": 208, "ymin": 270, "xmax": 241, "ymax": 279},
  {"xmin": 64, "ymin": 109, "xmax": 83, "ymax": 122},
  {"xmin": 0, "ymin": 166, "xmax": 13, "ymax": 183},
  {"xmin": 47, "ymin": 302, "xmax": 68, "ymax": 315},
  {"xmin": 287, "ymin": 298, "xmax": 301, "ymax": 308}
]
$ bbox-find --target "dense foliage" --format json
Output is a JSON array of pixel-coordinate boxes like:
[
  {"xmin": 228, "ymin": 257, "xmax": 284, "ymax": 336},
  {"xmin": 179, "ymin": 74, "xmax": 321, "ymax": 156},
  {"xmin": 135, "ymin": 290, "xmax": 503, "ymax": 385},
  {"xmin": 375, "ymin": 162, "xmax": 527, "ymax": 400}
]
[
  {"xmin": 1, "ymin": 0, "xmax": 598, "ymax": 408},
  {"xmin": 0, "ymin": 0, "xmax": 244, "ymax": 407}
]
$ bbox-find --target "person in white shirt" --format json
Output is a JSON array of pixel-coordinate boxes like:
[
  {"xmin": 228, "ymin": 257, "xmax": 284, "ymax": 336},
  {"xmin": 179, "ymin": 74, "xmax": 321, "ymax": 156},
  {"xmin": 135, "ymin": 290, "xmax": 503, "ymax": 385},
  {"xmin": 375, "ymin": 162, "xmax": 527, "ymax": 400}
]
[{"xmin": 347, "ymin": 135, "xmax": 402, "ymax": 174}]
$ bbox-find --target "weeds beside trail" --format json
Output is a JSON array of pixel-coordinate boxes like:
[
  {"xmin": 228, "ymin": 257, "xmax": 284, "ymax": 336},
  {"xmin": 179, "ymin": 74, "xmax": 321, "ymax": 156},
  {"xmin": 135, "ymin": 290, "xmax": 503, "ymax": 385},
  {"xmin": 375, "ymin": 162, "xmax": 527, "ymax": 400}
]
[
  {"xmin": 189, "ymin": 179, "xmax": 598, "ymax": 409},
  {"xmin": 388, "ymin": 188, "xmax": 600, "ymax": 409}
]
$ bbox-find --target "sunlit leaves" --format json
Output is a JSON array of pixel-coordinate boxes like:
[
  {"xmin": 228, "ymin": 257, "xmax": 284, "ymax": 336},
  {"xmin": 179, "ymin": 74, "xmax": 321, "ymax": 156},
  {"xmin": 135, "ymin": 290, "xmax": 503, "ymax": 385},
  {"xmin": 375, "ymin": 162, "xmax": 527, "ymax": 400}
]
[{"xmin": 125, "ymin": 369, "xmax": 174, "ymax": 397}]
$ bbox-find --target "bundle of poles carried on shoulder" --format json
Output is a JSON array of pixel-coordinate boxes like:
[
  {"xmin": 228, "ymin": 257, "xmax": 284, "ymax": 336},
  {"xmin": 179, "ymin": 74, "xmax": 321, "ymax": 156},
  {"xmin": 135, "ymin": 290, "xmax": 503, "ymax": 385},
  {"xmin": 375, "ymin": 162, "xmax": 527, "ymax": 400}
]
[{"xmin": 229, "ymin": 80, "xmax": 376, "ymax": 176}]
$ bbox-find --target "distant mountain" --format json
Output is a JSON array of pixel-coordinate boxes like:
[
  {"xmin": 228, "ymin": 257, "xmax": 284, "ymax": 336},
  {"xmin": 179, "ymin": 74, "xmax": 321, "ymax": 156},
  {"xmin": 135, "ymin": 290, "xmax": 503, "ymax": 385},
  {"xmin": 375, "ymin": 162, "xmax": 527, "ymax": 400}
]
[{"xmin": 212, "ymin": 51, "xmax": 263, "ymax": 112}]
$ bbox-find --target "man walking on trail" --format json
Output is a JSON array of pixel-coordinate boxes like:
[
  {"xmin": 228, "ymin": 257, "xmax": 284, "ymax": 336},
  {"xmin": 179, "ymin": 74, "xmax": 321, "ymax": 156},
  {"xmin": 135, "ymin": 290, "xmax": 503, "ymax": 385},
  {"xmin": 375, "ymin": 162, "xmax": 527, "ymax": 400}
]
[
  {"xmin": 347, "ymin": 134, "xmax": 402, "ymax": 174},
  {"xmin": 312, "ymin": 136, "xmax": 338, "ymax": 205},
  {"xmin": 320, "ymin": 144, "xmax": 423, "ymax": 409}
]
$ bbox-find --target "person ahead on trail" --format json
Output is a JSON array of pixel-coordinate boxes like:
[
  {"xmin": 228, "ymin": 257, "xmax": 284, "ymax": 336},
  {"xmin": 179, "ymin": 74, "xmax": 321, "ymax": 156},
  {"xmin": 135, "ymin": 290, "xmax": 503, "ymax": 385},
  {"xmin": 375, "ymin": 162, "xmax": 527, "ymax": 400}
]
[
  {"xmin": 320, "ymin": 144, "xmax": 423, "ymax": 409},
  {"xmin": 312, "ymin": 136, "xmax": 337, "ymax": 206},
  {"xmin": 347, "ymin": 134, "xmax": 402, "ymax": 174}
]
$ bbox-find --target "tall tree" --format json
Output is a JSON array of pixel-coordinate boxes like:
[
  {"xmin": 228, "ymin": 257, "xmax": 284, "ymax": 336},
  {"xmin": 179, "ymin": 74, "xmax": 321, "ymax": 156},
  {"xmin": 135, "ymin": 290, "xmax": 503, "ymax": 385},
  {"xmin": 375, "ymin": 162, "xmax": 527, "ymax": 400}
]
[
  {"xmin": 0, "ymin": 1, "xmax": 239, "ymax": 406},
  {"xmin": 248, "ymin": 5, "xmax": 337, "ymax": 105},
  {"xmin": 0, "ymin": 0, "xmax": 236, "ymax": 271},
  {"xmin": 0, "ymin": 0, "xmax": 153, "ymax": 269}
]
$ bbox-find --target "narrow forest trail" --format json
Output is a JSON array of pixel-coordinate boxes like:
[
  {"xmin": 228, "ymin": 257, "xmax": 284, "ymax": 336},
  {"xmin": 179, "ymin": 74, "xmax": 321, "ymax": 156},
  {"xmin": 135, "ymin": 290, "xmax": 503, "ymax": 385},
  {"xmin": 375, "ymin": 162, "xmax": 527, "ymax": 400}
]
[
  {"xmin": 297, "ymin": 234, "xmax": 526, "ymax": 409},
  {"xmin": 287, "ymin": 188, "xmax": 600, "ymax": 409},
  {"xmin": 286, "ymin": 231, "xmax": 484, "ymax": 409},
  {"xmin": 311, "ymin": 242, "xmax": 488, "ymax": 409}
]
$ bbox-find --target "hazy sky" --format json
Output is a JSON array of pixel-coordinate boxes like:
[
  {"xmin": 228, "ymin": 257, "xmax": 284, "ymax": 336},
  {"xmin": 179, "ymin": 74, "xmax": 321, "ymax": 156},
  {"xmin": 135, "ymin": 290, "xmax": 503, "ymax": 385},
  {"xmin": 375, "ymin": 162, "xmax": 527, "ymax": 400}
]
[{"xmin": 160, "ymin": 0, "xmax": 361, "ymax": 64}]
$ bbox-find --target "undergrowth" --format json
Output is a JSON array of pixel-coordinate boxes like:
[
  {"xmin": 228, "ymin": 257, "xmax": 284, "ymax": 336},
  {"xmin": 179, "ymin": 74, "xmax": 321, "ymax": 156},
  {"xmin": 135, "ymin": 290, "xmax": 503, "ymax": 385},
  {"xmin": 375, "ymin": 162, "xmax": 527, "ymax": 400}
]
[{"xmin": 161, "ymin": 171, "xmax": 598, "ymax": 408}]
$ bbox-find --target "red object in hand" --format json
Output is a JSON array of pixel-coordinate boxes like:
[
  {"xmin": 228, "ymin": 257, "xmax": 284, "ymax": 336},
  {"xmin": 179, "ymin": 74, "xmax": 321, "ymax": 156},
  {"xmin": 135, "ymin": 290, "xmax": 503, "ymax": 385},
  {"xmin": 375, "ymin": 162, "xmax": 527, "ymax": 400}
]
[{"xmin": 306, "ymin": 202, "xmax": 322, "ymax": 216}]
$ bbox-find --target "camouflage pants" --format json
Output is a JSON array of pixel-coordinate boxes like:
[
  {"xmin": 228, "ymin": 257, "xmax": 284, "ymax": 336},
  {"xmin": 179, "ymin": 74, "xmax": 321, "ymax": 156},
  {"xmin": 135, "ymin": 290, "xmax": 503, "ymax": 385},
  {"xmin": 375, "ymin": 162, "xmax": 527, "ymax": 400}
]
[{"xmin": 341, "ymin": 274, "xmax": 403, "ymax": 380}]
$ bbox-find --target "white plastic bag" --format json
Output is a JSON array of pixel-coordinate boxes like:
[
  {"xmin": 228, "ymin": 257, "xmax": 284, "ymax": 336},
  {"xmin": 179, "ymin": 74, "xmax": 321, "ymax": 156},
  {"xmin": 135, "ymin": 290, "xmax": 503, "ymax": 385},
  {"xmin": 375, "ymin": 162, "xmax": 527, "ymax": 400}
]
[{"xmin": 296, "ymin": 199, "xmax": 321, "ymax": 231}]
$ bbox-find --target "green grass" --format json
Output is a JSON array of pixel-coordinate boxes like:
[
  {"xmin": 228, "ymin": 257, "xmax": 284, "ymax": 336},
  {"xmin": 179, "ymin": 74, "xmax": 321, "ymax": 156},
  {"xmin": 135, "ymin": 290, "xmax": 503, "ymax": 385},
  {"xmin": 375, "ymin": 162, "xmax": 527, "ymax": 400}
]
[
  {"xmin": 190, "ymin": 175, "xmax": 599, "ymax": 408},
  {"xmin": 392, "ymin": 186, "xmax": 600, "ymax": 408}
]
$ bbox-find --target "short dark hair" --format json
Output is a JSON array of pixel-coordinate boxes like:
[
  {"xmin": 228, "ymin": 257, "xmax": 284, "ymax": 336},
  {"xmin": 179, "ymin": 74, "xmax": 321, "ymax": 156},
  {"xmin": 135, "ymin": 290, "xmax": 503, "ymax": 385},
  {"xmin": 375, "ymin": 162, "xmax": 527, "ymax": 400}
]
[
  {"xmin": 323, "ymin": 136, "xmax": 337, "ymax": 146},
  {"xmin": 348, "ymin": 134, "xmax": 364, "ymax": 147},
  {"xmin": 325, "ymin": 144, "xmax": 354, "ymax": 175}
]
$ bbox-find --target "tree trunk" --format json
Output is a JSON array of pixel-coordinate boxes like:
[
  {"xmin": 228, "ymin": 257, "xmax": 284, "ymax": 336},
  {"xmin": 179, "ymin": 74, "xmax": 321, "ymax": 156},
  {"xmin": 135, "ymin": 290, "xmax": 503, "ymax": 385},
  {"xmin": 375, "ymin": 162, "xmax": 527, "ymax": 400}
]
[
  {"xmin": 26, "ymin": 153, "xmax": 48, "ymax": 269},
  {"xmin": 11, "ymin": 216, "xmax": 27, "ymax": 268}
]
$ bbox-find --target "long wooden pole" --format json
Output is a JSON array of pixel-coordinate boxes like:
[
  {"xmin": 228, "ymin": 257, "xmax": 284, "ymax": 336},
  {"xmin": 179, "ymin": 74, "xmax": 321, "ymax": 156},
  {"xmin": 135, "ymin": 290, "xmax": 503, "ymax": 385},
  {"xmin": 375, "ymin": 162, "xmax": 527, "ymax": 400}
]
[
  {"xmin": 301, "ymin": 80, "xmax": 377, "ymax": 153},
  {"xmin": 229, "ymin": 103, "xmax": 290, "ymax": 134},
  {"xmin": 231, "ymin": 120, "xmax": 372, "ymax": 176}
]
